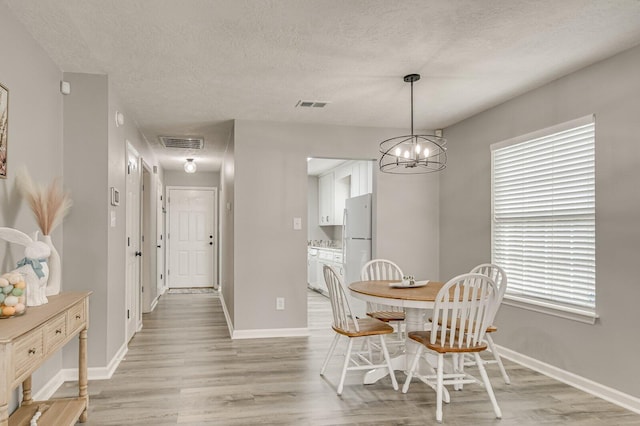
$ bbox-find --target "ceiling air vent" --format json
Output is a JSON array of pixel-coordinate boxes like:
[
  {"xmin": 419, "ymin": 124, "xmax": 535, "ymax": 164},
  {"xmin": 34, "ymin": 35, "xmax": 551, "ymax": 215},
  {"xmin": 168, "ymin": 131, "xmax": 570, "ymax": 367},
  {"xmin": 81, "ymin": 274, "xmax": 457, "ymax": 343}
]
[
  {"xmin": 296, "ymin": 100, "xmax": 330, "ymax": 108},
  {"xmin": 159, "ymin": 136, "xmax": 204, "ymax": 150}
]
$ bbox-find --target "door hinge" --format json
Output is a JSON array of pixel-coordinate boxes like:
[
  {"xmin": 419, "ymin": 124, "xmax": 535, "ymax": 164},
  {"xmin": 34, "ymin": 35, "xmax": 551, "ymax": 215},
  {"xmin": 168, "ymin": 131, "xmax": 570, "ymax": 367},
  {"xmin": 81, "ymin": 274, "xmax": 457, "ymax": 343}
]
[
  {"xmin": 141, "ymin": 286, "xmax": 144, "ymax": 293},
  {"xmin": 160, "ymin": 273, "xmax": 163, "ymax": 280},
  {"xmin": 127, "ymin": 164, "xmax": 131, "ymax": 175},
  {"xmin": 142, "ymin": 235, "xmax": 144, "ymax": 242},
  {"xmin": 127, "ymin": 309, "xmax": 130, "ymax": 319},
  {"xmin": 127, "ymin": 237, "xmax": 130, "ymax": 247}
]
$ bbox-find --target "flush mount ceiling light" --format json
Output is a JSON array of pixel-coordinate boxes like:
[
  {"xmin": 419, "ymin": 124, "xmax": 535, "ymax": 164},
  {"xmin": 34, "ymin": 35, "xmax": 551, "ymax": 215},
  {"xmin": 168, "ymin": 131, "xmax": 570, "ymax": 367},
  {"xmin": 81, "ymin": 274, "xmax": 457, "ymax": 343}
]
[
  {"xmin": 184, "ymin": 158, "xmax": 197, "ymax": 173},
  {"xmin": 379, "ymin": 74, "xmax": 447, "ymax": 174}
]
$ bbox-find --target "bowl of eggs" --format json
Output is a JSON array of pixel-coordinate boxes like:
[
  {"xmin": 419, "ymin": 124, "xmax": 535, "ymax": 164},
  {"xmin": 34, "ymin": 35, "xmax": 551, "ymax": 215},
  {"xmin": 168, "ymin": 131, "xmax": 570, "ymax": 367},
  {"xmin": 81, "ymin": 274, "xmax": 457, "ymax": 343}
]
[{"xmin": 0, "ymin": 272, "xmax": 27, "ymax": 318}]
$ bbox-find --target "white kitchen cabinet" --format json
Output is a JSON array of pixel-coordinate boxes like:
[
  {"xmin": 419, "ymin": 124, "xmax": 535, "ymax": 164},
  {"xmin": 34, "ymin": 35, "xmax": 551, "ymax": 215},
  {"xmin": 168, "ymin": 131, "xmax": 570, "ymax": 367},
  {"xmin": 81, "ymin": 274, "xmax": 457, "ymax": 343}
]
[
  {"xmin": 318, "ymin": 161, "xmax": 372, "ymax": 226},
  {"xmin": 307, "ymin": 248, "xmax": 319, "ymax": 287},
  {"xmin": 314, "ymin": 248, "xmax": 344, "ymax": 296},
  {"xmin": 350, "ymin": 161, "xmax": 373, "ymax": 197},
  {"xmin": 318, "ymin": 172, "xmax": 334, "ymax": 225}
]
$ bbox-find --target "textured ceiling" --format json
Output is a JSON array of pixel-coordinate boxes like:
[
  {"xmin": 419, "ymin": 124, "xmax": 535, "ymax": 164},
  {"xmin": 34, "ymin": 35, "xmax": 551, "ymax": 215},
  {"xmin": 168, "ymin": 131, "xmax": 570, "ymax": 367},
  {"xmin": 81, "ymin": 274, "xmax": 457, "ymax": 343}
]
[{"xmin": 6, "ymin": 0, "xmax": 640, "ymax": 172}]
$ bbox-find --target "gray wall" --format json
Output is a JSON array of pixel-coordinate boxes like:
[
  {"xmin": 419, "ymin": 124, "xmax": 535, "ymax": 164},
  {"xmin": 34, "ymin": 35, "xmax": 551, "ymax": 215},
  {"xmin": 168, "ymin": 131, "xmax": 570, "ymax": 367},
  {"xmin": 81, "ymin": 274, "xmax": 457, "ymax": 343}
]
[
  {"xmin": 62, "ymin": 73, "xmax": 112, "ymax": 368},
  {"xmin": 440, "ymin": 43, "xmax": 640, "ymax": 397},
  {"xmin": 229, "ymin": 120, "xmax": 440, "ymax": 331},
  {"xmin": 61, "ymin": 72, "xmax": 163, "ymax": 367},
  {"xmin": 220, "ymin": 130, "xmax": 235, "ymax": 323},
  {"xmin": 164, "ymin": 170, "xmax": 220, "ymax": 187},
  {"xmin": 0, "ymin": 1, "xmax": 64, "ymax": 407}
]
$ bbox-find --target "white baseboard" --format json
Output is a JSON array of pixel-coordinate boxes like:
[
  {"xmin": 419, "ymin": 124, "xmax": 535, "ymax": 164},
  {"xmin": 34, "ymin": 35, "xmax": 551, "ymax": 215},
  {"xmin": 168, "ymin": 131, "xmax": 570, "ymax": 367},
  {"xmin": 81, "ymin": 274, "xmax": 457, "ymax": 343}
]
[
  {"xmin": 62, "ymin": 341, "xmax": 128, "ymax": 382},
  {"xmin": 497, "ymin": 344, "xmax": 640, "ymax": 414},
  {"xmin": 232, "ymin": 328, "xmax": 310, "ymax": 339},
  {"xmin": 32, "ymin": 371, "xmax": 65, "ymax": 401},
  {"xmin": 149, "ymin": 296, "xmax": 159, "ymax": 312},
  {"xmin": 218, "ymin": 291, "xmax": 310, "ymax": 339},
  {"xmin": 218, "ymin": 291, "xmax": 235, "ymax": 338},
  {"xmin": 34, "ymin": 342, "xmax": 128, "ymax": 401}
]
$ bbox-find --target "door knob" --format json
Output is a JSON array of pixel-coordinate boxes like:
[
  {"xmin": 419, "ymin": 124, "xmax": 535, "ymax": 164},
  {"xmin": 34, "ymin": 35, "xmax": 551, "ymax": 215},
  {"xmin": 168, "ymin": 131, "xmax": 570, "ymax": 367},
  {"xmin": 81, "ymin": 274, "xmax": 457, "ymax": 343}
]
[{"xmin": 135, "ymin": 251, "xmax": 142, "ymax": 257}]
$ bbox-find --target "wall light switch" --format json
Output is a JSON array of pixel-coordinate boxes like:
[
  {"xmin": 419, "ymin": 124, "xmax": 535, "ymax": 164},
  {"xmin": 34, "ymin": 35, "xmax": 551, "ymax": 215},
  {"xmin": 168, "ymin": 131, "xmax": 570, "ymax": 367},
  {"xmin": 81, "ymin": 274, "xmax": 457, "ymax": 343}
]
[
  {"xmin": 110, "ymin": 210, "xmax": 116, "ymax": 227},
  {"xmin": 293, "ymin": 217, "xmax": 302, "ymax": 230},
  {"xmin": 276, "ymin": 297, "xmax": 285, "ymax": 310}
]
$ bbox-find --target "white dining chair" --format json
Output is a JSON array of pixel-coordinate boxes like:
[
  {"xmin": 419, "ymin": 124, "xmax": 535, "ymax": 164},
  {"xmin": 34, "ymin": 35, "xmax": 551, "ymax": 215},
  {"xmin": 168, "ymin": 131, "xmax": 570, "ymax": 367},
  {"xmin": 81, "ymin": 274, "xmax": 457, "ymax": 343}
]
[
  {"xmin": 466, "ymin": 263, "xmax": 511, "ymax": 384},
  {"xmin": 402, "ymin": 273, "xmax": 502, "ymax": 423},
  {"xmin": 360, "ymin": 259, "xmax": 405, "ymax": 344},
  {"xmin": 319, "ymin": 265, "xmax": 398, "ymax": 395}
]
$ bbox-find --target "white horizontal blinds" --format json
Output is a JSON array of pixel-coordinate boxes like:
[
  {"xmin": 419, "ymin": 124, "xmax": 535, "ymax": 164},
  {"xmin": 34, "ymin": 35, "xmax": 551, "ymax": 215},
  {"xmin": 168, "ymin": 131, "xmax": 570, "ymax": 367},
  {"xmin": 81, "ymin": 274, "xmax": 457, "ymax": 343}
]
[{"xmin": 492, "ymin": 119, "xmax": 595, "ymax": 313}]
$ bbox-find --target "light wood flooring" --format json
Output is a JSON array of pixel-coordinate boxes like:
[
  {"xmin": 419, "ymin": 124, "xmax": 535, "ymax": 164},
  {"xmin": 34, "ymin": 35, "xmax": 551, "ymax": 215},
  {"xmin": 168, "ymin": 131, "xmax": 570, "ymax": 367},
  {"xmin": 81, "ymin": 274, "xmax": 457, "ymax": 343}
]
[{"xmin": 53, "ymin": 290, "xmax": 640, "ymax": 425}]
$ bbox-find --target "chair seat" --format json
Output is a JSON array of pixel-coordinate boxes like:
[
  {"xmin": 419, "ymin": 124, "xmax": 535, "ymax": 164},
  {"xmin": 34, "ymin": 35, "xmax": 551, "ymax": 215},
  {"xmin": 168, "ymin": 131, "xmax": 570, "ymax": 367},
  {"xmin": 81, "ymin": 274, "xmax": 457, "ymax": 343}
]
[
  {"xmin": 430, "ymin": 317, "xmax": 497, "ymax": 334},
  {"xmin": 408, "ymin": 331, "xmax": 488, "ymax": 354},
  {"xmin": 367, "ymin": 311, "xmax": 405, "ymax": 322},
  {"xmin": 333, "ymin": 317, "xmax": 395, "ymax": 337}
]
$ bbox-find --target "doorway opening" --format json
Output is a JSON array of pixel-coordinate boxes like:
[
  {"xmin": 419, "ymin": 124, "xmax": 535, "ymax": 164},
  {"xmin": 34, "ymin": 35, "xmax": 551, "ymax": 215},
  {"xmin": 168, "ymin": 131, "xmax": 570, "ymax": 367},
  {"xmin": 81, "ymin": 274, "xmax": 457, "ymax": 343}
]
[{"xmin": 306, "ymin": 157, "xmax": 375, "ymax": 329}]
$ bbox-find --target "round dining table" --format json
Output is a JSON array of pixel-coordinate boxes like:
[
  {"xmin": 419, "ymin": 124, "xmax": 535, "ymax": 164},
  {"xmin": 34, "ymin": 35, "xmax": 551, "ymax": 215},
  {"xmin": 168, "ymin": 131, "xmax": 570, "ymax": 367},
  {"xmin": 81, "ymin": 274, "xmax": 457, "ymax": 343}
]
[{"xmin": 348, "ymin": 279, "xmax": 445, "ymax": 385}]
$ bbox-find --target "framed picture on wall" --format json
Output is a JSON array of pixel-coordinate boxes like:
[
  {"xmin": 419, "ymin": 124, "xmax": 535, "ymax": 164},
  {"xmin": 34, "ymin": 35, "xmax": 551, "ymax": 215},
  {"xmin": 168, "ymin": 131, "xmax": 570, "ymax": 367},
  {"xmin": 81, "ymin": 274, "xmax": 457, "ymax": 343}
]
[{"xmin": 0, "ymin": 83, "xmax": 8, "ymax": 179}]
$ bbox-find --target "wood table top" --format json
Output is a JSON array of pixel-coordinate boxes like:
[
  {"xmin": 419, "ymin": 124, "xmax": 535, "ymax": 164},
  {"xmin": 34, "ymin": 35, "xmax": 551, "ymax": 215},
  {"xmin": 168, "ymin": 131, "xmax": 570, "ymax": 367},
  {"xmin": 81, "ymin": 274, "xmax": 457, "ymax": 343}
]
[{"xmin": 349, "ymin": 280, "xmax": 445, "ymax": 303}]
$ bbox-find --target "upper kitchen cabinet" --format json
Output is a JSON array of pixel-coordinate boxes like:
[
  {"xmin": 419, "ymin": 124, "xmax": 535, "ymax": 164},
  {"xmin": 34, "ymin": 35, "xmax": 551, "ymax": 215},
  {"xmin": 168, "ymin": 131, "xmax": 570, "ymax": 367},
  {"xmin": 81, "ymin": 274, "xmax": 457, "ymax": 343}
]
[
  {"xmin": 318, "ymin": 172, "xmax": 335, "ymax": 225},
  {"xmin": 318, "ymin": 160, "xmax": 372, "ymax": 226},
  {"xmin": 351, "ymin": 161, "xmax": 373, "ymax": 197}
]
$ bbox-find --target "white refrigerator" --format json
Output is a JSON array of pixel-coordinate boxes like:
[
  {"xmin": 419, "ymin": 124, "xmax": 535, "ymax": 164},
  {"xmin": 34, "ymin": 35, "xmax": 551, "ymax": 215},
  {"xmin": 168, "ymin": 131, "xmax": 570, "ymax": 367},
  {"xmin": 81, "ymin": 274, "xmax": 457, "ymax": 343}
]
[{"xmin": 343, "ymin": 193, "xmax": 372, "ymax": 317}]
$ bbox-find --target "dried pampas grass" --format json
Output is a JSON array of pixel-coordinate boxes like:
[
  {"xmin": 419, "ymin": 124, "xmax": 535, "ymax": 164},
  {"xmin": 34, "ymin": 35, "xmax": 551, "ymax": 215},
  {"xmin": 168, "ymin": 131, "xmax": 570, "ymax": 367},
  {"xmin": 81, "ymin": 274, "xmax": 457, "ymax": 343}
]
[{"xmin": 16, "ymin": 167, "xmax": 72, "ymax": 235}]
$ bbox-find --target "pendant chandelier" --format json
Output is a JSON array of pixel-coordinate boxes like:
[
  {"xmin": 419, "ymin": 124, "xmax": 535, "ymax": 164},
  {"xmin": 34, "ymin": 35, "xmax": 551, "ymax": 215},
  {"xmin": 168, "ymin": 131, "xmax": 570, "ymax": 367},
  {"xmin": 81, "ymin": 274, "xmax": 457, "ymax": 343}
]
[{"xmin": 379, "ymin": 74, "xmax": 447, "ymax": 174}]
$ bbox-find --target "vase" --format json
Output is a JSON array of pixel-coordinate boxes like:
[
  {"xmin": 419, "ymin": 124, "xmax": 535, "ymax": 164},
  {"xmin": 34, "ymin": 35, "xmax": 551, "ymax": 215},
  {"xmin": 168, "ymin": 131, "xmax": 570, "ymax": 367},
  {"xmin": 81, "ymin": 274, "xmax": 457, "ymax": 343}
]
[{"xmin": 41, "ymin": 234, "xmax": 61, "ymax": 296}]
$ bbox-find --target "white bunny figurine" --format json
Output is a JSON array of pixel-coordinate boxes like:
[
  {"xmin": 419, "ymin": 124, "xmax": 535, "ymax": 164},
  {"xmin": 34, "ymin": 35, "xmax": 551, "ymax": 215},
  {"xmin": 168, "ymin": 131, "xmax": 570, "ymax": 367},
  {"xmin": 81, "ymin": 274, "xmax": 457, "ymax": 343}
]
[{"xmin": 0, "ymin": 227, "xmax": 51, "ymax": 306}]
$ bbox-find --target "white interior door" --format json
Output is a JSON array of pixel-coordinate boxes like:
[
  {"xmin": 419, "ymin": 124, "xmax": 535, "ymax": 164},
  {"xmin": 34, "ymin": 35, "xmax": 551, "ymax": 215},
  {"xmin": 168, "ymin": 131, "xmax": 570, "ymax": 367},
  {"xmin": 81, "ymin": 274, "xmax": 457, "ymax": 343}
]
[
  {"xmin": 168, "ymin": 188, "xmax": 215, "ymax": 288},
  {"xmin": 156, "ymin": 182, "xmax": 165, "ymax": 294},
  {"xmin": 125, "ymin": 142, "xmax": 142, "ymax": 341}
]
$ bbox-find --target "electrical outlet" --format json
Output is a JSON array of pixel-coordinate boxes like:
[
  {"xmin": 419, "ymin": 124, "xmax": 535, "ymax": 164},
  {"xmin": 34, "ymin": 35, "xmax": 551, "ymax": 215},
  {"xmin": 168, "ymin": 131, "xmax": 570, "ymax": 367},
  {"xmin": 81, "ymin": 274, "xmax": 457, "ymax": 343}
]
[{"xmin": 276, "ymin": 297, "xmax": 285, "ymax": 310}]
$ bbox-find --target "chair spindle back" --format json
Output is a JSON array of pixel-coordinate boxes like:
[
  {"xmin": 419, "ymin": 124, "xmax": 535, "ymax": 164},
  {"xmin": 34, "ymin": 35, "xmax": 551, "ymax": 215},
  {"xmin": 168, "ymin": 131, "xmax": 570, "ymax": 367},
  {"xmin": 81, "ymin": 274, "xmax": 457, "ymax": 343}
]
[
  {"xmin": 323, "ymin": 265, "xmax": 359, "ymax": 333},
  {"xmin": 430, "ymin": 273, "xmax": 497, "ymax": 349}
]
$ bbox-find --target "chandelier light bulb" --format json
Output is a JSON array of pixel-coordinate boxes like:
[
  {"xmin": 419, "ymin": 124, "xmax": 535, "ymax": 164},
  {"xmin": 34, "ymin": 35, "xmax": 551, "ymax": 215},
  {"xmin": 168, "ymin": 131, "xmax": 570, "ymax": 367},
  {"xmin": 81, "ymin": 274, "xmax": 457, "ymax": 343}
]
[
  {"xmin": 404, "ymin": 150, "xmax": 410, "ymax": 159},
  {"xmin": 395, "ymin": 147, "xmax": 402, "ymax": 156},
  {"xmin": 415, "ymin": 144, "xmax": 421, "ymax": 154},
  {"xmin": 423, "ymin": 147, "xmax": 430, "ymax": 157}
]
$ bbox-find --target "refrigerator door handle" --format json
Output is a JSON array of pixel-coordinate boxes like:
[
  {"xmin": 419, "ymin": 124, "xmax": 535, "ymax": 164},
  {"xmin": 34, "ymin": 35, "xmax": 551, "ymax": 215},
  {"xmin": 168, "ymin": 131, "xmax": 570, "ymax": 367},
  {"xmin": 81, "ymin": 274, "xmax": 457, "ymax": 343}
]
[{"xmin": 342, "ymin": 208, "xmax": 347, "ymax": 263}]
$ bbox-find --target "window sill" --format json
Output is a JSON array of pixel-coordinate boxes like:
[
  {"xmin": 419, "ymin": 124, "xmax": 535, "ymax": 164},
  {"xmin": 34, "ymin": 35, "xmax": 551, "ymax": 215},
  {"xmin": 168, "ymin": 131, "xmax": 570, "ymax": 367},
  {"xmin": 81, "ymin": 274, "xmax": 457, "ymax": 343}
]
[{"xmin": 503, "ymin": 295, "xmax": 598, "ymax": 325}]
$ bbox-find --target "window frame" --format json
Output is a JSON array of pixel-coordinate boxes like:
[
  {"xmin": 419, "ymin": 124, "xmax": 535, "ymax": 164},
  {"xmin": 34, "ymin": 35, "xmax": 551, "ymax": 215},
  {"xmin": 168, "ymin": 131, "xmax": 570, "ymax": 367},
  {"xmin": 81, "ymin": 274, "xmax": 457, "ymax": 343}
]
[{"xmin": 490, "ymin": 115, "xmax": 598, "ymax": 324}]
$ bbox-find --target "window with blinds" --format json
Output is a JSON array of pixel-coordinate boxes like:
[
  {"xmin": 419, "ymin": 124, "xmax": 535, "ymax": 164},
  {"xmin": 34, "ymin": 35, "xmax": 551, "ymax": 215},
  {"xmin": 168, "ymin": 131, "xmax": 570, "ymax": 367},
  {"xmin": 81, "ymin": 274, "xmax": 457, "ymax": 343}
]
[{"xmin": 491, "ymin": 115, "xmax": 596, "ymax": 321}]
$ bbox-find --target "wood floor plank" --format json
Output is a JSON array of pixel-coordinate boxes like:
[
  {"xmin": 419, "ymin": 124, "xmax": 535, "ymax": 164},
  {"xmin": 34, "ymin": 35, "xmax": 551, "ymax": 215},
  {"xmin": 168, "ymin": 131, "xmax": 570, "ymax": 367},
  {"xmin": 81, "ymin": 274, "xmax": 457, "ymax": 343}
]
[{"xmin": 50, "ymin": 290, "xmax": 640, "ymax": 425}]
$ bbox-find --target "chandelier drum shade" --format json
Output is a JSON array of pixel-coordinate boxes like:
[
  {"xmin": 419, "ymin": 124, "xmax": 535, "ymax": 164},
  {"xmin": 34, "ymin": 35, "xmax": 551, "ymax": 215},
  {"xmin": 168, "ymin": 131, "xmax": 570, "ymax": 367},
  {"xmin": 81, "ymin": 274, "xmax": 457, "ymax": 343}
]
[{"xmin": 379, "ymin": 74, "xmax": 447, "ymax": 174}]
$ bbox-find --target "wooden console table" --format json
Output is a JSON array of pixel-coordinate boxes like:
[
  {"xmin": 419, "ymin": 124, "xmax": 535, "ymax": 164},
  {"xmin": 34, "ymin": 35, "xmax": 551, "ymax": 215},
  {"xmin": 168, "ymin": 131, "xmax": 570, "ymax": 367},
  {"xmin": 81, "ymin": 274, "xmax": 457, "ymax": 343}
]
[{"xmin": 0, "ymin": 292, "xmax": 91, "ymax": 426}]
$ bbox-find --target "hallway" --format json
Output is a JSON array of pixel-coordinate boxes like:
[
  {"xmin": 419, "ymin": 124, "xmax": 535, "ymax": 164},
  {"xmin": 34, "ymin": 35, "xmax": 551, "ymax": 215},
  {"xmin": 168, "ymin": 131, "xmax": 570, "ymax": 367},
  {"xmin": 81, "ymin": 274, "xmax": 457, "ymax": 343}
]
[{"xmin": 52, "ymin": 292, "xmax": 640, "ymax": 425}]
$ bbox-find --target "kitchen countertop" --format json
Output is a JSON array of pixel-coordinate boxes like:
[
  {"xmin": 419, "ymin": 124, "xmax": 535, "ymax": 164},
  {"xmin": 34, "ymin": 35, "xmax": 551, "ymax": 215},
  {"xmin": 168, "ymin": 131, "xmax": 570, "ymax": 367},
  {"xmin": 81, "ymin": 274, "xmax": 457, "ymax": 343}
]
[{"xmin": 309, "ymin": 246, "xmax": 342, "ymax": 251}]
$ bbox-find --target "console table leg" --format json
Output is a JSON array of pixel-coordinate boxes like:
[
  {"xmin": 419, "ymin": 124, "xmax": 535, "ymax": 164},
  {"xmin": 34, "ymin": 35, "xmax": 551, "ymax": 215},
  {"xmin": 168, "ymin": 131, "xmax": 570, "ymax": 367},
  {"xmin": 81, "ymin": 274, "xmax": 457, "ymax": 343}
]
[
  {"xmin": 0, "ymin": 402, "xmax": 7, "ymax": 426},
  {"xmin": 21, "ymin": 376, "xmax": 32, "ymax": 405},
  {"xmin": 79, "ymin": 328, "xmax": 88, "ymax": 422}
]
